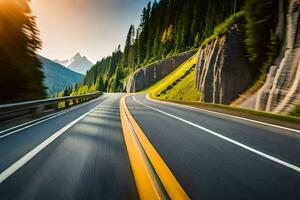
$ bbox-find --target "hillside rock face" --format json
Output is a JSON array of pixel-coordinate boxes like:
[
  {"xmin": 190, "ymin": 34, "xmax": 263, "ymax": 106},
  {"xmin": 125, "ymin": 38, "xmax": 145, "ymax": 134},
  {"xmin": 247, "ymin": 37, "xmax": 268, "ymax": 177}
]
[
  {"xmin": 240, "ymin": 0, "xmax": 300, "ymax": 114},
  {"xmin": 126, "ymin": 50, "xmax": 197, "ymax": 92},
  {"xmin": 195, "ymin": 26, "xmax": 251, "ymax": 104}
]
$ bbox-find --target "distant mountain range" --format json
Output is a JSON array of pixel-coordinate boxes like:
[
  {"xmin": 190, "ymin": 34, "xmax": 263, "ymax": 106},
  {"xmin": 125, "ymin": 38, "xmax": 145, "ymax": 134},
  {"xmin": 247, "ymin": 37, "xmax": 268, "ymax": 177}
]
[
  {"xmin": 54, "ymin": 53, "xmax": 94, "ymax": 75},
  {"xmin": 38, "ymin": 55, "xmax": 84, "ymax": 95}
]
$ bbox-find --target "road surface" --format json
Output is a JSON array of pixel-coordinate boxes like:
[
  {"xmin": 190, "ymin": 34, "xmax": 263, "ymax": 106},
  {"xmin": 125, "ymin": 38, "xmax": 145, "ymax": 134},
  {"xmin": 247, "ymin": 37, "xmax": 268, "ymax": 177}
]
[
  {"xmin": 0, "ymin": 93, "xmax": 299, "ymax": 199},
  {"xmin": 0, "ymin": 93, "xmax": 138, "ymax": 200}
]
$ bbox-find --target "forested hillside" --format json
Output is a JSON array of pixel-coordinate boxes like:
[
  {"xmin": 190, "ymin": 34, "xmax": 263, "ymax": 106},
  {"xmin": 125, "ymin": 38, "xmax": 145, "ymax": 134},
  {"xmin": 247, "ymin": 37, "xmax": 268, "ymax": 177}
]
[{"xmin": 71, "ymin": 0, "xmax": 244, "ymax": 95}]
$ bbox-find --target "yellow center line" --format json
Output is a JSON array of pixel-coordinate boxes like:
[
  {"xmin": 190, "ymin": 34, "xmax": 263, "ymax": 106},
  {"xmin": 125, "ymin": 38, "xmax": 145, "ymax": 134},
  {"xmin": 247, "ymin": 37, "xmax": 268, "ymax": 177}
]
[
  {"xmin": 120, "ymin": 97, "xmax": 165, "ymax": 200},
  {"xmin": 120, "ymin": 95, "xmax": 191, "ymax": 200}
]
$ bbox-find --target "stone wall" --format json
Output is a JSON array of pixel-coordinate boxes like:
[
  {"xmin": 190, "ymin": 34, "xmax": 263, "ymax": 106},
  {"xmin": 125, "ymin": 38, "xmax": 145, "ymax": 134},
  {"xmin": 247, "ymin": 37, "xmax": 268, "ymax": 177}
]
[
  {"xmin": 125, "ymin": 50, "xmax": 197, "ymax": 92},
  {"xmin": 195, "ymin": 25, "xmax": 251, "ymax": 104}
]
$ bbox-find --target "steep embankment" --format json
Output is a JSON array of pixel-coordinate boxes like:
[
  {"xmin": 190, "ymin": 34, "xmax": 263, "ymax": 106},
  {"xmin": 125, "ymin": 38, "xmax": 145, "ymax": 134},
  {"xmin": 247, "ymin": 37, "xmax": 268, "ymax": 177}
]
[
  {"xmin": 126, "ymin": 50, "xmax": 197, "ymax": 92},
  {"xmin": 146, "ymin": 54, "xmax": 200, "ymax": 101},
  {"xmin": 195, "ymin": 14, "xmax": 252, "ymax": 105},
  {"xmin": 239, "ymin": 0, "xmax": 300, "ymax": 114}
]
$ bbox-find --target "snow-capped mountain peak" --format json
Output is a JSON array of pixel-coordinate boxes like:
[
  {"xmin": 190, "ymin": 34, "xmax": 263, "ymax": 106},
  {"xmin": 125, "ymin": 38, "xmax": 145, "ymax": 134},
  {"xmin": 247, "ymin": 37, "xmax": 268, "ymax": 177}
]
[
  {"xmin": 54, "ymin": 53, "xmax": 94, "ymax": 75},
  {"xmin": 71, "ymin": 53, "xmax": 82, "ymax": 62}
]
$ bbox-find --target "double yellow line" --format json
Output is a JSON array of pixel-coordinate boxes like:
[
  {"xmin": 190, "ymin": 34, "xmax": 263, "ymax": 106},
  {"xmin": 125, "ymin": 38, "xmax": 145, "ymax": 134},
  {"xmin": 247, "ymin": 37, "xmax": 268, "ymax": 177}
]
[{"xmin": 120, "ymin": 96, "xmax": 190, "ymax": 200}]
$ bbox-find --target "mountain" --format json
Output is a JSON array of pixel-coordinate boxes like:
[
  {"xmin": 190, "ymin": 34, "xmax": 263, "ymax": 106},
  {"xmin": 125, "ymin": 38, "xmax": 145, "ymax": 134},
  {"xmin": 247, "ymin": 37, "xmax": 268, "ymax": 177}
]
[
  {"xmin": 54, "ymin": 53, "xmax": 94, "ymax": 75},
  {"xmin": 54, "ymin": 59, "xmax": 69, "ymax": 67},
  {"xmin": 38, "ymin": 55, "xmax": 84, "ymax": 94}
]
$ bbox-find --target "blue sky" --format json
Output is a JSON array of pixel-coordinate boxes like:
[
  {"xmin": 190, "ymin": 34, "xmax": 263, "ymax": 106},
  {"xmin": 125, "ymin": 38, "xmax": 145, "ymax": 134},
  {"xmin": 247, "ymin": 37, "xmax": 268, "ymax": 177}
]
[{"xmin": 31, "ymin": 0, "xmax": 152, "ymax": 63}]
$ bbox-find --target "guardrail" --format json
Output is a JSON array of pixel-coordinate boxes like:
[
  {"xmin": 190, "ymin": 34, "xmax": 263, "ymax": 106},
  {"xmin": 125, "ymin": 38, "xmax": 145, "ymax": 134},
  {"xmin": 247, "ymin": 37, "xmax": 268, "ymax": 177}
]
[{"xmin": 0, "ymin": 92, "xmax": 103, "ymax": 122}]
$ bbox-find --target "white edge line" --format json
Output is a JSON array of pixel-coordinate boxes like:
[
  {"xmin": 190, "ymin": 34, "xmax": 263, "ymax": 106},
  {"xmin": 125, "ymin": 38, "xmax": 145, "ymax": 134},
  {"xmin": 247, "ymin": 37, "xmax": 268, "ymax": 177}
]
[
  {"xmin": 133, "ymin": 95, "xmax": 300, "ymax": 173},
  {"xmin": 0, "ymin": 96, "xmax": 112, "ymax": 183},
  {"xmin": 0, "ymin": 96, "xmax": 104, "ymax": 139},
  {"xmin": 145, "ymin": 94, "xmax": 300, "ymax": 133}
]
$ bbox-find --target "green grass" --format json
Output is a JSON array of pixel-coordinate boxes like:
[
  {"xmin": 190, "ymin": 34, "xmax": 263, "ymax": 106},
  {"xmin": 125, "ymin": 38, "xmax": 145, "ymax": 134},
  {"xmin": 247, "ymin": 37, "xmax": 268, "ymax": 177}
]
[{"xmin": 144, "ymin": 54, "xmax": 201, "ymax": 101}]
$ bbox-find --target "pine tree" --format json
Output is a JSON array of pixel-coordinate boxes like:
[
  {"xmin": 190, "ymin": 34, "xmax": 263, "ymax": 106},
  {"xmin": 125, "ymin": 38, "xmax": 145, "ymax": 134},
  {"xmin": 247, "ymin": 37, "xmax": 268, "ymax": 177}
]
[
  {"xmin": 122, "ymin": 25, "xmax": 135, "ymax": 68},
  {"xmin": 0, "ymin": 0, "xmax": 45, "ymax": 103}
]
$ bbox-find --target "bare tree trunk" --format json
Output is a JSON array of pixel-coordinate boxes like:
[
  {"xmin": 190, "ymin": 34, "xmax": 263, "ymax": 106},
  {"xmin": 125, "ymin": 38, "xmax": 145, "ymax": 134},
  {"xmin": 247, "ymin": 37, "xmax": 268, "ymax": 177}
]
[{"xmin": 234, "ymin": 0, "xmax": 237, "ymax": 14}]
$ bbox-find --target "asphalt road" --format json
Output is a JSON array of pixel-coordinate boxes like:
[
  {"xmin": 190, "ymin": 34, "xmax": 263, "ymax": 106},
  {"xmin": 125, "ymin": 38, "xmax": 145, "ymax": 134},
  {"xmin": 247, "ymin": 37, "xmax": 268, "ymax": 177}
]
[
  {"xmin": 125, "ymin": 94, "xmax": 300, "ymax": 200},
  {"xmin": 0, "ymin": 93, "xmax": 300, "ymax": 200},
  {"xmin": 0, "ymin": 93, "xmax": 138, "ymax": 200}
]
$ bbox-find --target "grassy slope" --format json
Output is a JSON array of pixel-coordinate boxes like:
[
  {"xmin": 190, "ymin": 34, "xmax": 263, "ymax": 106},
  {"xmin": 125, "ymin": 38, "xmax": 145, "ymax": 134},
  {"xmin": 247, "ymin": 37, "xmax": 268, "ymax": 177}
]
[{"xmin": 145, "ymin": 54, "xmax": 201, "ymax": 101}]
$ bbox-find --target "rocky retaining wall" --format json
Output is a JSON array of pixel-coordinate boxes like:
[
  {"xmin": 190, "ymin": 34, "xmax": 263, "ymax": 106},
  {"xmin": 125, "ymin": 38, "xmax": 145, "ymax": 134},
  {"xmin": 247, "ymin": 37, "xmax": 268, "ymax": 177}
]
[
  {"xmin": 240, "ymin": 0, "xmax": 300, "ymax": 114},
  {"xmin": 195, "ymin": 25, "xmax": 251, "ymax": 104}
]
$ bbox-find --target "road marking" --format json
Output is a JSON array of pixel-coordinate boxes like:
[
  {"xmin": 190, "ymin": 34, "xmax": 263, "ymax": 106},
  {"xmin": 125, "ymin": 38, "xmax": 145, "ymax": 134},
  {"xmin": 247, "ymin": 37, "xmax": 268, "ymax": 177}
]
[
  {"xmin": 0, "ymin": 97, "xmax": 112, "ymax": 184},
  {"xmin": 120, "ymin": 97, "xmax": 165, "ymax": 200},
  {"xmin": 134, "ymin": 95, "xmax": 300, "ymax": 173},
  {"xmin": 0, "ymin": 96, "xmax": 106, "ymax": 139},
  {"xmin": 146, "ymin": 94, "xmax": 300, "ymax": 133},
  {"xmin": 121, "ymin": 96, "xmax": 190, "ymax": 200}
]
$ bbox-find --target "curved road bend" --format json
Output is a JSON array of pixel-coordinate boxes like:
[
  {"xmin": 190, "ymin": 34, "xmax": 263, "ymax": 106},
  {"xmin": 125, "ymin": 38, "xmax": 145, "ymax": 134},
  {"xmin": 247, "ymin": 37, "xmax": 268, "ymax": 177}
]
[
  {"xmin": 0, "ymin": 92, "xmax": 300, "ymax": 200},
  {"xmin": 0, "ymin": 93, "xmax": 138, "ymax": 200},
  {"xmin": 125, "ymin": 94, "xmax": 300, "ymax": 200}
]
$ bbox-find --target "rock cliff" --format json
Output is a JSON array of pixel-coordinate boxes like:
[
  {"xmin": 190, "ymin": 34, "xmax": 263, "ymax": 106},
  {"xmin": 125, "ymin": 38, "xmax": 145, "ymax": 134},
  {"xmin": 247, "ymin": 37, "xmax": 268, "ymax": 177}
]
[
  {"xmin": 195, "ymin": 25, "xmax": 251, "ymax": 104},
  {"xmin": 240, "ymin": 0, "xmax": 300, "ymax": 114},
  {"xmin": 126, "ymin": 50, "xmax": 197, "ymax": 92}
]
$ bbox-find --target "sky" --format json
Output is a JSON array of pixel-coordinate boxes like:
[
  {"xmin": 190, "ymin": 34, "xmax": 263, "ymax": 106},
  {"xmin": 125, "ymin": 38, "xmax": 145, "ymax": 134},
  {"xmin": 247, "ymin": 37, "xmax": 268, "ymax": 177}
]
[{"xmin": 31, "ymin": 0, "xmax": 151, "ymax": 63}]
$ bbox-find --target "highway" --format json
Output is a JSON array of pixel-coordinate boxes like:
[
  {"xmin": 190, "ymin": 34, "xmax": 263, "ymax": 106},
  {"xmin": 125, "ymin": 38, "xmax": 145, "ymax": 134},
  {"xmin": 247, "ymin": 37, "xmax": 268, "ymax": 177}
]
[
  {"xmin": 125, "ymin": 94, "xmax": 300, "ymax": 199},
  {"xmin": 0, "ymin": 93, "xmax": 300, "ymax": 199},
  {"xmin": 0, "ymin": 94, "xmax": 138, "ymax": 200}
]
